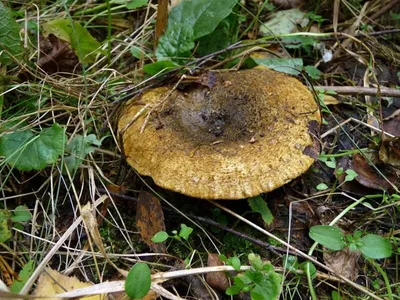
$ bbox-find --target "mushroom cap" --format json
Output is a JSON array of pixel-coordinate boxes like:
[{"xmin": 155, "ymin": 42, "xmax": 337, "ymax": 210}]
[{"xmin": 119, "ymin": 68, "xmax": 320, "ymax": 200}]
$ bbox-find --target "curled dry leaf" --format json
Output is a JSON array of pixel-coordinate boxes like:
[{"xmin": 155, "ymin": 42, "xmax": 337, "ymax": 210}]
[
  {"xmin": 136, "ymin": 191, "xmax": 166, "ymax": 253},
  {"xmin": 323, "ymin": 248, "xmax": 360, "ymax": 281},
  {"xmin": 205, "ymin": 253, "xmax": 230, "ymax": 292}
]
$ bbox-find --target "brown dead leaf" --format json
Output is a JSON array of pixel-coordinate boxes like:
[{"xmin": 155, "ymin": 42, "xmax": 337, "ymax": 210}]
[
  {"xmin": 352, "ymin": 153, "xmax": 399, "ymax": 191},
  {"xmin": 323, "ymin": 248, "xmax": 360, "ymax": 281},
  {"xmin": 38, "ymin": 34, "xmax": 81, "ymax": 74},
  {"xmin": 383, "ymin": 114, "xmax": 400, "ymax": 136},
  {"xmin": 136, "ymin": 191, "xmax": 166, "ymax": 253},
  {"xmin": 336, "ymin": 156, "xmax": 376, "ymax": 195},
  {"xmin": 205, "ymin": 253, "xmax": 229, "ymax": 292},
  {"xmin": 32, "ymin": 268, "xmax": 104, "ymax": 300}
]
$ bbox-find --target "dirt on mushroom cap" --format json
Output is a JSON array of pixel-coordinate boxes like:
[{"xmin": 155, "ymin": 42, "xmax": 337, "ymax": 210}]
[{"xmin": 119, "ymin": 68, "xmax": 320, "ymax": 200}]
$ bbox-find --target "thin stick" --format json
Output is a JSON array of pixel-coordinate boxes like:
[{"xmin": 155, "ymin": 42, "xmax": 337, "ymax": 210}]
[
  {"xmin": 321, "ymin": 117, "xmax": 395, "ymax": 139},
  {"xmin": 154, "ymin": 0, "xmax": 169, "ymax": 49},
  {"xmin": 314, "ymin": 86, "xmax": 400, "ymax": 97}
]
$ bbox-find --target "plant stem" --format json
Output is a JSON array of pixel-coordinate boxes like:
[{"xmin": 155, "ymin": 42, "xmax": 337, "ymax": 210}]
[{"xmin": 371, "ymin": 259, "xmax": 393, "ymax": 300}]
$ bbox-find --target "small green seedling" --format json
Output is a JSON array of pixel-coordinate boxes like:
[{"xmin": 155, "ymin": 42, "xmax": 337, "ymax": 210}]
[
  {"xmin": 309, "ymin": 225, "xmax": 392, "ymax": 259},
  {"xmin": 151, "ymin": 223, "xmax": 194, "ymax": 243},
  {"xmin": 316, "ymin": 183, "xmax": 329, "ymax": 191},
  {"xmin": 336, "ymin": 168, "xmax": 358, "ymax": 182},
  {"xmin": 152, "ymin": 224, "xmax": 195, "ymax": 265},
  {"xmin": 318, "ymin": 152, "xmax": 336, "ymax": 168},
  {"xmin": 223, "ymin": 253, "xmax": 282, "ymax": 300}
]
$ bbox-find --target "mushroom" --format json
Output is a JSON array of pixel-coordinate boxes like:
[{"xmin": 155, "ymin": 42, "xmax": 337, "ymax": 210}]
[{"xmin": 118, "ymin": 68, "xmax": 320, "ymax": 200}]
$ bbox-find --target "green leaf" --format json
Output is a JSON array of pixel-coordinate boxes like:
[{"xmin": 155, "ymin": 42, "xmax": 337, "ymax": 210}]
[
  {"xmin": 179, "ymin": 224, "xmax": 193, "ymax": 240},
  {"xmin": 156, "ymin": 25, "xmax": 194, "ymax": 61},
  {"xmin": 156, "ymin": 0, "xmax": 238, "ymax": 61},
  {"xmin": 143, "ymin": 60, "xmax": 180, "ymax": 75},
  {"xmin": 0, "ymin": 210, "xmax": 12, "ymax": 243},
  {"xmin": 309, "ymin": 225, "xmax": 345, "ymax": 251},
  {"xmin": 192, "ymin": 0, "xmax": 238, "ymax": 39},
  {"xmin": 228, "ymin": 256, "xmax": 241, "ymax": 271},
  {"xmin": 11, "ymin": 206, "xmax": 32, "ymax": 223},
  {"xmin": 226, "ymin": 285, "xmax": 242, "ymax": 296},
  {"xmin": 113, "ymin": 0, "xmax": 148, "ymax": 9},
  {"xmin": 42, "ymin": 19, "xmax": 102, "ymax": 64},
  {"xmin": 238, "ymin": 273, "xmax": 253, "ymax": 285},
  {"xmin": 130, "ymin": 45, "xmax": 152, "ymax": 60},
  {"xmin": 353, "ymin": 230, "xmax": 362, "ymax": 239},
  {"xmin": 126, "ymin": 0, "xmax": 148, "ymax": 9},
  {"xmin": 251, "ymin": 57, "xmax": 303, "ymax": 75},
  {"xmin": 219, "ymin": 254, "xmax": 228, "ymax": 262},
  {"xmin": 344, "ymin": 169, "xmax": 358, "ymax": 182},
  {"xmin": 248, "ymin": 253, "xmax": 264, "ymax": 271},
  {"xmin": 303, "ymin": 65, "xmax": 322, "ymax": 80},
  {"xmin": 0, "ymin": 3, "xmax": 23, "ymax": 65},
  {"xmin": 358, "ymin": 234, "xmax": 392, "ymax": 259},
  {"xmin": 0, "ymin": 123, "xmax": 66, "ymax": 171},
  {"xmin": 246, "ymin": 269, "xmax": 263, "ymax": 283},
  {"xmin": 151, "ymin": 231, "xmax": 169, "ymax": 243},
  {"xmin": 233, "ymin": 276, "xmax": 245, "ymax": 288},
  {"xmin": 301, "ymin": 261, "xmax": 317, "ymax": 279},
  {"xmin": 331, "ymin": 290, "xmax": 342, "ymax": 300},
  {"xmin": 259, "ymin": 8, "xmax": 309, "ymax": 36},
  {"xmin": 10, "ymin": 260, "xmax": 35, "ymax": 293},
  {"xmin": 196, "ymin": 13, "xmax": 239, "ymax": 56},
  {"xmin": 64, "ymin": 134, "xmax": 101, "ymax": 173},
  {"xmin": 316, "ymin": 183, "xmax": 329, "ymax": 190},
  {"xmin": 283, "ymin": 255, "xmax": 298, "ymax": 271},
  {"xmin": 250, "ymin": 269, "xmax": 282, "ymax": 300},
  {"xmin": 248, "ymin": 196, "xmax": 274, "ymax": 225},
  {"xmin": 130, "ymin": 46, "xmax": 142, "ymax": 59},
  {"xmin": 282, "ymin": 35, "xmax": 317, "ymax": 50},
  {"xmin": 125, "ymin": 263, "xmax": 151, "ymax": 299},
  {"xmin": 325, "ymin": 159, "xmax": 336, "ymax": 168}
]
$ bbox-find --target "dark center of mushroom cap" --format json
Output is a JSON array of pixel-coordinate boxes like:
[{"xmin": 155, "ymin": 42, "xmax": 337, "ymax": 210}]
[{"xmin": 155, "ymin": 78, "xmax": 263, "ymax": 145}]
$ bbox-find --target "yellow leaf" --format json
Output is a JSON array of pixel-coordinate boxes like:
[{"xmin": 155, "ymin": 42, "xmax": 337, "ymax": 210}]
[{"xmin": 32, "ymin": 268, "xmax": 104, "ymax": 300}]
